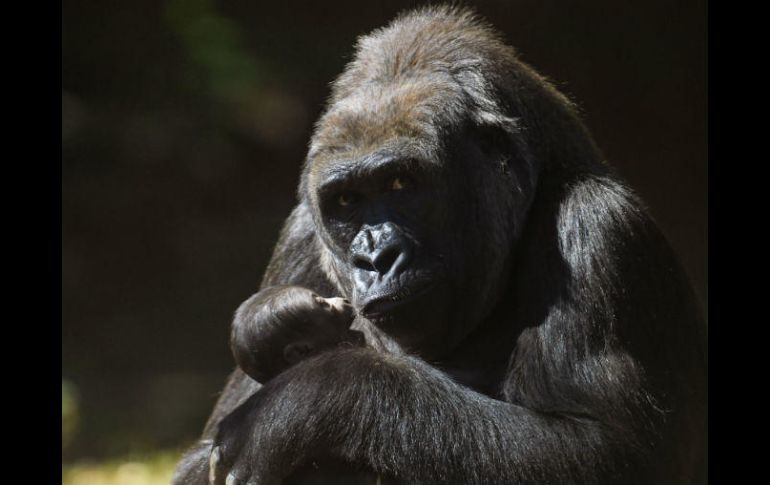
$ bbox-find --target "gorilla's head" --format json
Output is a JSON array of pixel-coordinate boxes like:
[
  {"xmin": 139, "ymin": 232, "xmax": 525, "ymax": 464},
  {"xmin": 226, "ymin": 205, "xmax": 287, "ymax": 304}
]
[{"xmin": 298, "ymin": 7, "xmax": 598, "ymax": 359}]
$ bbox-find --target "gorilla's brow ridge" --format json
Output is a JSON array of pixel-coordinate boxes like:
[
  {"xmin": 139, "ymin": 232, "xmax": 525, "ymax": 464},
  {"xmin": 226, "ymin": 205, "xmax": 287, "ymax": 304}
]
[{"xmin": 316, "ymin": 155, "xmax": 429, "ymax": 192}]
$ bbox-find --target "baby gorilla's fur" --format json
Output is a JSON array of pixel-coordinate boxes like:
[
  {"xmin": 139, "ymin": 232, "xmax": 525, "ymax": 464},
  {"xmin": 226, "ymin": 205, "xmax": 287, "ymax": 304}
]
[{"xmin": 231, "ymin": 286, "xmax": 363, "ymax": 383}]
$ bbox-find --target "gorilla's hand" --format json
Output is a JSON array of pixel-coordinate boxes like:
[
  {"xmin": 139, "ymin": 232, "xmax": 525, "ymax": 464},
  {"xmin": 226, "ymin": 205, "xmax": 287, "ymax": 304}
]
[
  {"xmin": 208, "ymin": 350, "xmax": 344, "ymax": 485},
  {"xmin": 231, "ymin": 286, "xmax": 359, "ymax": 383},
  {"xmin": 208, "ymin": 392, "xmax": 277, "ymax": 485},
  {"xmin": 209, "ymin": 348, "xmax": 407, "ymax": 485}
]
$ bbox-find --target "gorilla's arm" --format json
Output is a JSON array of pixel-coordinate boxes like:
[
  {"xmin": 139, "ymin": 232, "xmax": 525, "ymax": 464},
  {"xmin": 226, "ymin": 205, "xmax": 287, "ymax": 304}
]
[
  {"xmin": 208, "ymin": 177, "xmax": 706, "ymax": 485},
  {"xmin": 173, "ymin": 202, "xmax": 405, "ymax": 484},
  {"xmin": 214, "ymin": 347, "xmax": 623, "ymax": 485},
  {"xmin": 173, "ymin": 202, "xmax": 340, "ymax": 484},
  {"xmin": 172, "ymin": 369, "xmax": 260, "ymax": 485}
]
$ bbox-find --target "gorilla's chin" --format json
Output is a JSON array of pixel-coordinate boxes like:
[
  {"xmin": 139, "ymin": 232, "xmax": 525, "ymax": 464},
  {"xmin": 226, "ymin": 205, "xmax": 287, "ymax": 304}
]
[{"xmin": 360, "ymin": 281, "xmax": 452, "ymax": 355}]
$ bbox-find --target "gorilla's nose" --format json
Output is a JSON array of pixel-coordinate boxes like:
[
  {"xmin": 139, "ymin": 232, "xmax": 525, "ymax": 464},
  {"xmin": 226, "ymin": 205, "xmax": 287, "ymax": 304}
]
[{"xmin": 351, "ymin": 222, "xmax": 412, "ymax": 278}]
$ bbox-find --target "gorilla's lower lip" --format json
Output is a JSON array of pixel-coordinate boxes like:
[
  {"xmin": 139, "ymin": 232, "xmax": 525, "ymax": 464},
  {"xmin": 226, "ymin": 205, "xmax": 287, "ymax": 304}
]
[{"xmin": 360, "ymin": 282, "xmax": 435, "ymax": 317}]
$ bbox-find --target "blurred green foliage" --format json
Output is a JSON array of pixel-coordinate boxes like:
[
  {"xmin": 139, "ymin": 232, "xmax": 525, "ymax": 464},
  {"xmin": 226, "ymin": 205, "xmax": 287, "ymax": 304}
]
[
  {"xmin": 63, "ymin": 451, "xmax": 180, "ymax": 485},
  {"xmin": 165, "ymin": 0, "xmax": 262, "ymax": 103},
  {"xmin": 62, "ymin": 380, "xmax": 80, "ymax": 453}
]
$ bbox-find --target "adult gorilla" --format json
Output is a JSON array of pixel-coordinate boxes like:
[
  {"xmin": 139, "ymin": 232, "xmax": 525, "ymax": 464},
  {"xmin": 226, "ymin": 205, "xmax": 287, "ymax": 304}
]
[{"xmin": 174, "ymin": 6, "xmax": 707, "ymax": 485}]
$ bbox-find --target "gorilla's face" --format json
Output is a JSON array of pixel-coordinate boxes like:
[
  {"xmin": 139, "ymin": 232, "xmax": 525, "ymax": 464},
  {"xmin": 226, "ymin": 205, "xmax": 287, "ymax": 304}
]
[
  {"xmin": 304, "ymin": 87, "xmax": 525, "ymax": 358},
  {"xmin": 313, "ymin": 149, "xmax": 451, "ymax": 353}
]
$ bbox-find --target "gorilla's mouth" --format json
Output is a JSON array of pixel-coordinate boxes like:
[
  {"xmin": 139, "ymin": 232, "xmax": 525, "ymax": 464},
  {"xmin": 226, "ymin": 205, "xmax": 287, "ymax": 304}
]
[{"xmin": 360, "ymin": 280, "xmax": 436, "ymax": 317}]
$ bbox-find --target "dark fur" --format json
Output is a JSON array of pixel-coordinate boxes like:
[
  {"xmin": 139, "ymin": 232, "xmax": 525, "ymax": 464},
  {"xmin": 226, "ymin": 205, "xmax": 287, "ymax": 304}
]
[
  {"xmin": 231, "ymin": 286, "xmax": 360, "ymax": 383},
  {"xmin": 174, "ymin": 6, "xmax": 706, "ymax": 485}
]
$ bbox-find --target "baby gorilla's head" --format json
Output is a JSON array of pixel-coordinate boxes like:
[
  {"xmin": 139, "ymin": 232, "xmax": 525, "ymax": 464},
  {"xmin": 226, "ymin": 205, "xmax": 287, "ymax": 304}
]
[
  {"xmin": 234, "ymin": 286, "xmax": 359, "ymax": 382},
  {"xmin": 279, "ymin": 293, "xmax": 355, "ymax": 364}
]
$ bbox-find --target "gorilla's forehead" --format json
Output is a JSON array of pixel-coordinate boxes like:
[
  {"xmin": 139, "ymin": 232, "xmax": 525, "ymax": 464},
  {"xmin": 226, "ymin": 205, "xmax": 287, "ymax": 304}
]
[
  {"xmin": 304, "ymin": 7, "xmax": 512, "ymax": 188},
  {"xmin": 311, "ymin": 79, "xmax": 456, "ymax": 151},
  {"xmin": 308, "ymin": 79, "xmax": 462, "ymax": 171}
]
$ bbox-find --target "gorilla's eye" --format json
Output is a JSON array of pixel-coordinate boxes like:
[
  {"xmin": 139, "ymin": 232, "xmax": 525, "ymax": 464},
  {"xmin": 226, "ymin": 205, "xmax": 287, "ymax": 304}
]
[
  {"xmin": 337, "ymin": 192, "xmax": 357, "ymax": 207},
  {"xmin": 390, "ymin": 176, "xmax": 410, "ymax": 191}
]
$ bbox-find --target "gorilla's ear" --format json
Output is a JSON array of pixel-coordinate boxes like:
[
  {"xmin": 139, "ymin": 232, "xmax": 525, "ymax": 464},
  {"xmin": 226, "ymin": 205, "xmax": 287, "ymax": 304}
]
[
  {"xmin": 469, "ymin": 108, "xmax": 539, "ymax": 200},
  {"xmin": 284, "ymin": 341, "xmax": 316, "ymax": 364},
  {"xmin": 472, "ymin": 120, "xmax": 517, "ymax": 172}
]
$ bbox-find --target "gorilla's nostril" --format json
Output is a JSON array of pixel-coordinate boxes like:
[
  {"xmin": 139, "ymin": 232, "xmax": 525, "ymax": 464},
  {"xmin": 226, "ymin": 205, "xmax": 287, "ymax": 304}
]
[
  {"xmin": 353, "ymin": 255, "xmax": 376, "ymax": 272},
  {"xmin": 372, "ymin": 246, "xmax": 401, "ymax": 274},
  {"xmin": 351, "ymin": 223, "xmax": 411, "ymax": 275}
]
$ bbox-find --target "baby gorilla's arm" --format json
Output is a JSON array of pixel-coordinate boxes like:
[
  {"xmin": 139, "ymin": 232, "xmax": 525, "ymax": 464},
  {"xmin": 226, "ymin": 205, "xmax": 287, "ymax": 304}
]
[{"xmin": 231, "ymin": 286, "xmax": 358, "ymax": 383}]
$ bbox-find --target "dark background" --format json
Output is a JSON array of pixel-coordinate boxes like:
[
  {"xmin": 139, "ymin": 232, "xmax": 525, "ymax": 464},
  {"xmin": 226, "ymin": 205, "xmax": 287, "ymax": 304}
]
[{"xmin": 62, "ymin": 0, "xmax": 707, "ymax": 461}]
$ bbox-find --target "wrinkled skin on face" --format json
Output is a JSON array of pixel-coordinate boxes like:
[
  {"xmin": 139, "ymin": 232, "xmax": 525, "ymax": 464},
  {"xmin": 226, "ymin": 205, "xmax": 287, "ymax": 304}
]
[{"xmin": 304, "ymin": 100, "xmax": 534, "ymax": 360}]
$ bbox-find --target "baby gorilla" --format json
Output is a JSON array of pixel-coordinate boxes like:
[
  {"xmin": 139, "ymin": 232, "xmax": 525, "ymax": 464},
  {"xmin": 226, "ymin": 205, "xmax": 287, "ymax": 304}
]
[{"xmin": 231, "ymin": 286, "xmax": 364, "ymax": 383}]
